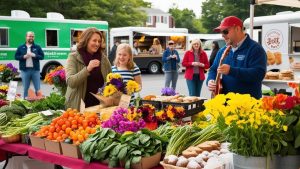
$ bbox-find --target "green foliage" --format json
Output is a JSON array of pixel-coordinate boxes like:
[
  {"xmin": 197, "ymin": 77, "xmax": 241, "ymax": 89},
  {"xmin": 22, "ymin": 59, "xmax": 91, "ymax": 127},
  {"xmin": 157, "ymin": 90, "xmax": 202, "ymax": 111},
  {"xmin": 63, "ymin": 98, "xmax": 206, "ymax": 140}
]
[
  {"xmin": 201, "ymin": 0, "xmax": 298, "ymax": 33},
  {"xmin": 26, "ymin": 93, "xmax": 66, "ymax": 113},
  {"xmin": 281, "ymin": 105, "xmax": 300, "ymax": 155},
  {"xmin": 169, "ymin": 7, "xmax": 205, "ymax": 33},
  {"xmin": 80, "ymin": 128, "xmax": 162, "ymax": 169},
  {"xmin": 0, "ymin": 0, "xmax": 149, "ymax": 28}
]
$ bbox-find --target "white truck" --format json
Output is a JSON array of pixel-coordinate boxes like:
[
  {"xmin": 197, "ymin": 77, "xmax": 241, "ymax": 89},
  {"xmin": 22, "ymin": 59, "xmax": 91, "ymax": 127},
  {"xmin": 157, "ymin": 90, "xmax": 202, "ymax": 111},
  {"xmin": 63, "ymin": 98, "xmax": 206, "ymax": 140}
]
[
  {"xmin": 244, "ymin": 11, "xmax": 300, "ymax": 90},
  {"xmin": 188, "ymin": 34, "xmax": 225, "ymax": 57},
  {"xmin": 109, "ymin": 27, "xmax": 189, "ymax": 73}
]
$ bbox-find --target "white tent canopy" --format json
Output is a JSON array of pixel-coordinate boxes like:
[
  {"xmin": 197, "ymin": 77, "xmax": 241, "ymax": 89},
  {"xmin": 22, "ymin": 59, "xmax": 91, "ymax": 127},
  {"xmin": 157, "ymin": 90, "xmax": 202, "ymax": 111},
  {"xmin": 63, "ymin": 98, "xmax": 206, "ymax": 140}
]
[
  {"xmin": 257, "ymin": 0, "xmax": 300, "ymax": 8},
  {"xmin": 249, "ymin": 0, "xmax": 300, "ymax": 38}
]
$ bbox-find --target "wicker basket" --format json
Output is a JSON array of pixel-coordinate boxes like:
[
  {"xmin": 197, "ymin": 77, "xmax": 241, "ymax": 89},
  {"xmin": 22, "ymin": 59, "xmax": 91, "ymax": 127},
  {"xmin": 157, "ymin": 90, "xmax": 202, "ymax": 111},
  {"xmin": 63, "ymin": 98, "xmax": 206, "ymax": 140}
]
[
  {"xmin": 2, "ymin": 134, "xmax": 21, "ymax": 143},
  {"xmin": 160, "ymin": 162, "xmax": 186, "ymax": 169}
]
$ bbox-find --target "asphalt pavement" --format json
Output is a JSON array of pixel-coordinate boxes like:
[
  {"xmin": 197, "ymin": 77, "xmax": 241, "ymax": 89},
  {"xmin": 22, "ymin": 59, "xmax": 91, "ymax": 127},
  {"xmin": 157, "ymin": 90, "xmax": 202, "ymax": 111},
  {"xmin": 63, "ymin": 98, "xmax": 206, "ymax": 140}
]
[{"xmin": 15, "ymin": 72, "xmax": 211, "ymax": 99}]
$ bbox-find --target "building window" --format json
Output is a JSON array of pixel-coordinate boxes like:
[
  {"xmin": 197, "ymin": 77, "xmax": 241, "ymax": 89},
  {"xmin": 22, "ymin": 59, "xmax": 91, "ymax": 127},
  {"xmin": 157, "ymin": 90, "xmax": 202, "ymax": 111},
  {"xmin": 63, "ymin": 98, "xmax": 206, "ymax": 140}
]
[
  {"xmin": 164, "ymin": 16, "xmax": 168, "ymax": 24},
  {"xmin": 46, "ymin": 29, "xmax": 58, "ymax": 47},
  {"xmin": 147, "ymin": 16, "xmax": 152, "ymax": 24},
  {"xmin": 156, "ymin": 16, "xmax": 160, "ymax": 23},
  {"xmin": 0, "ymin": 28, "xmax": 8, "ymax": 47}
]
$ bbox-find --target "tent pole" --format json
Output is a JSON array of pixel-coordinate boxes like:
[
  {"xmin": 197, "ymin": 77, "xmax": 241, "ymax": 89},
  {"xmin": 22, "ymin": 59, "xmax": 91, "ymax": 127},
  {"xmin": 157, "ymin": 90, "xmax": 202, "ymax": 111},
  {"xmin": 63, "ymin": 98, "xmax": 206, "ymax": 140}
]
[{"xmin": 249, "ymin": 0, "xmax": 256, "ymax": 38}]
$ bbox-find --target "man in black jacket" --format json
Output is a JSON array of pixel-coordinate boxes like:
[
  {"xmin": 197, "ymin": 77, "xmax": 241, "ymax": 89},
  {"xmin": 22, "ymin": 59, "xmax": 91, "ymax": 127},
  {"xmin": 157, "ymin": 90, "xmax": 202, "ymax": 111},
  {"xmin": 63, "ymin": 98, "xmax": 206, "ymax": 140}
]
[
  {"xmin": 15, "ymin": 31, "xmax": 44, "ymax": 98},
  {"xmin": 108, "ymin": 40, "xmax": 120, "ymax": 64}
]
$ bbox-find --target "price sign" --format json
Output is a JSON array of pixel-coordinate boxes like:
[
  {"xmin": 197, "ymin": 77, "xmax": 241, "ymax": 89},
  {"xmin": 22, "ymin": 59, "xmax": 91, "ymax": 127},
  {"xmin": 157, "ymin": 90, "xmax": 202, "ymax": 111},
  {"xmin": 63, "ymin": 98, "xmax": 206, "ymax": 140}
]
[
  {"xmin": 6, "ymin": 81, "xmax": 18, "ymax": 101},
  {"xmin": 118, "ymin": 94, "xmax": 131, "ymax": 108}
]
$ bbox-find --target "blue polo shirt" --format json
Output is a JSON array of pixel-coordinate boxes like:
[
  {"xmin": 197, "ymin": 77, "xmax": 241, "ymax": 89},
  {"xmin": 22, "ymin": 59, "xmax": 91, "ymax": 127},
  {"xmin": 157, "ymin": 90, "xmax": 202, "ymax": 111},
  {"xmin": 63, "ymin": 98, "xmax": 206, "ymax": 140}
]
[{"xmin": 207, "ymin": 34, "xmax": 267, "ymax": 99}]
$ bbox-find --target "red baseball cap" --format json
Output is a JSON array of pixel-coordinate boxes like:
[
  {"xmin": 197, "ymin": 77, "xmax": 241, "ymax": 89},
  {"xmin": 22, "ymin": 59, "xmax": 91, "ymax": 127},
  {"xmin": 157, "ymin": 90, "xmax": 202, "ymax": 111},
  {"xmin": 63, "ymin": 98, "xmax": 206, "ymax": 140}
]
[{"xmin": 214, "ymin": 16, "xmax": 243, "ymax": 32}]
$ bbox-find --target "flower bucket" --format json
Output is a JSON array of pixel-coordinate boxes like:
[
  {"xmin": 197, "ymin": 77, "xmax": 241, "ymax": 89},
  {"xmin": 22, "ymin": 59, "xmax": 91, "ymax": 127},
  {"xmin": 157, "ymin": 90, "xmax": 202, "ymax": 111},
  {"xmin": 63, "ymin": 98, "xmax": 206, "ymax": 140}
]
[
  {"xmin": 273, "ymin": 155, "xmax": 300, "ymax": 169},
  {"xmin": 233, "ymin": 154, "xmax": 275, "ymax": 169}
]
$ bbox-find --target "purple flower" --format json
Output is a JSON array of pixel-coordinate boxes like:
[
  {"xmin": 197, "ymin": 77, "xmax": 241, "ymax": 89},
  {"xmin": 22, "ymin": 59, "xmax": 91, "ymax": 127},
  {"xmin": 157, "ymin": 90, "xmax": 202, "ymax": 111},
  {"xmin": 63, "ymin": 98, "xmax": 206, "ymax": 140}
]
[
  {"xmin": 101, "ymin": 107, "xmax": 145, "ymax": 133},
  {"xmin": 6, "ymin": 63, "xmax": 14, "ymax": 69},
  {"xmin": 110, "ymin": 78, "xmax": 124, "ymax": 90},
  {"xmin": 161, "ymin": 87, "xmax": 176, "ymax": 96}
]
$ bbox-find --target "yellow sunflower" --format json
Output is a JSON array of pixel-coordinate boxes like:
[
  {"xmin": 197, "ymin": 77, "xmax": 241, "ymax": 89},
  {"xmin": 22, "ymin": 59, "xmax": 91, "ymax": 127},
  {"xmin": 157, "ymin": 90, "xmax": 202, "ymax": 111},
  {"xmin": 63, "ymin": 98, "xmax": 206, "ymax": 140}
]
[
  {"xmin": 103, "ymin": 84, "xmax": 118, "ymax": 97},
  {"xmin": 126, "ymin": 80, "xmax": 140, "ymax": 95}
]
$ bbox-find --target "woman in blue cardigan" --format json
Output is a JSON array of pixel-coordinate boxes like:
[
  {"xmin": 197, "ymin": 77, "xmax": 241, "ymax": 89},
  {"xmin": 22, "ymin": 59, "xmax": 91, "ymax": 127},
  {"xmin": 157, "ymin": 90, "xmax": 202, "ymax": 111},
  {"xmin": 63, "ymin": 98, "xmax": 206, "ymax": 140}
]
[{"xmin": 162, "ymin": 40, "xmax": 180, "ymax": 90}]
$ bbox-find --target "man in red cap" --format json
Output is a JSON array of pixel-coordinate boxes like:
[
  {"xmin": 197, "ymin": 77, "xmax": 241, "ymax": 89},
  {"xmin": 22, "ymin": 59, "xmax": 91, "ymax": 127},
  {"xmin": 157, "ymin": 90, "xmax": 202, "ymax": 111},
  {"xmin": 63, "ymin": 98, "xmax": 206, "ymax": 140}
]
[{"xmin": 207, "ymin": 16, "xmax": 267, "ymax": 99}]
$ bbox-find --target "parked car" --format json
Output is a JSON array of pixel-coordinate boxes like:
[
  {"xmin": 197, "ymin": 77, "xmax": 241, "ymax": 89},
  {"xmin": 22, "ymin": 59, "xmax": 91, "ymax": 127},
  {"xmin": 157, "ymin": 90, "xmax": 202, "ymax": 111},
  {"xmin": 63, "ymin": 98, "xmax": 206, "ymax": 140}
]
[{"xmin": 203, "ymin": 39, "xmax": 226, "ymax": 57}]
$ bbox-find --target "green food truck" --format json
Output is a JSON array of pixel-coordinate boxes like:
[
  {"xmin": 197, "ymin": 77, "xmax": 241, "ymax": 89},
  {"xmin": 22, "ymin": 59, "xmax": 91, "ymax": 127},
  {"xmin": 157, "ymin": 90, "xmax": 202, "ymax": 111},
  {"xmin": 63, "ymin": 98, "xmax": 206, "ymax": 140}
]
[{"xmin": 0, "ymin": 10, "xmax": 108, "ymax": 77}]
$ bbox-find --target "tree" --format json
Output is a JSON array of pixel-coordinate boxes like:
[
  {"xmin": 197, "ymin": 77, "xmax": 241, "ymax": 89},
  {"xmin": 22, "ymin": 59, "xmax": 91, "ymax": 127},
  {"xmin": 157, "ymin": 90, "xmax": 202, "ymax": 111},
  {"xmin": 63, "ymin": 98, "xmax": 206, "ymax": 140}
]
[
  {"xmin": 0, "ymin": 0, "xmax": 149, "ymax": 28},
  {"xmin": 169, "ymin": 7, "xmax": 206, "ymax": 33},
  {"xmin": 201, "ymin": 0, "xmax": 298, "ymax": 33}
]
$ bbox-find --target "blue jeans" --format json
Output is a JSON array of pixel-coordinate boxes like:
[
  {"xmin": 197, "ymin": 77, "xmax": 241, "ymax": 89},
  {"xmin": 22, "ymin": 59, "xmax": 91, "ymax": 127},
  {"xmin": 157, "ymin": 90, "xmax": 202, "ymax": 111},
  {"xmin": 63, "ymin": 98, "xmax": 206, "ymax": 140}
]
[
  {"xmin": 21, "ymin": 69, "xmax": 41, "ymax": 98},
  {"xmin": 164, "ymin": 71, "xmax": 178, "ymax": 90},
  {"xmin": 186, "ymin": 74, "xmax": 203, "ymax": 97}
]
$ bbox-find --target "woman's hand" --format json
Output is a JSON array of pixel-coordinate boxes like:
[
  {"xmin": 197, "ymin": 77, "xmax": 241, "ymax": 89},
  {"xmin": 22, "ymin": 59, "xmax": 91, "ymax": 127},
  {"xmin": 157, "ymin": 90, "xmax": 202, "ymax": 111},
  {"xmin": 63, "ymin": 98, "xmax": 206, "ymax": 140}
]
[
  {"xmin": 87, "ymin": 59, "xmax": 100, "ymax": 72},
  {"xmin": 192, "ymin": 62, "xmax": 204, "ymax": 67}
]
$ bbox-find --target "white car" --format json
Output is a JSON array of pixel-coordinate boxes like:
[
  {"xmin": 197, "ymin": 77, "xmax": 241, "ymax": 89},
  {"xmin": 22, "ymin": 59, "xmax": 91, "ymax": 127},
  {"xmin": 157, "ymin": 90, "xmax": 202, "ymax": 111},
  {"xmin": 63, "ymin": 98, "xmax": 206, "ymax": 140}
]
[{"xmin": 203, "ymin": 39, "xmax": 226, "ymax": 58}]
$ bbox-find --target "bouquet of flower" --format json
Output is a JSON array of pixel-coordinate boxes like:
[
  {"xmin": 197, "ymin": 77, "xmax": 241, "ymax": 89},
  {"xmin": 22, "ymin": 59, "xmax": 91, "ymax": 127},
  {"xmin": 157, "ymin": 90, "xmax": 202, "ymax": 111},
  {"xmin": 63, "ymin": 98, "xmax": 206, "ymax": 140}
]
[
  {"xmin": 101, "ymin": 107, "xmax": 145, "ymax": 133},
  {"xmin": 161, "ymin": 87, "xmax": 176, "ymax": 96},
  {"xmin": 99, "ymin": 73, "xmax": 141, "ymax": 97},
  {"xmin": 155, "ymin": 105, "xmax": 185, "ymax": 123},
  {"xmin": 262, "ymin": 82, "xmax": 300, "ymax": 155},
  {"xmin": 44, "ymin": 66, "xmax": 67, "ymax": 96},
  {"xmin": 203, "ymin": 93, "xmax": 287, "ymax": 157},
  {"xmin": 0, "ymin": 85, "xmax": 8, "ymax": 99},
  {"xmin": 0, "ymin": 63, "xmax": 18, "ymax": 83},
  {"xmin": 132, "ymin": 104, "xmax": 158, "ymax": 130}
]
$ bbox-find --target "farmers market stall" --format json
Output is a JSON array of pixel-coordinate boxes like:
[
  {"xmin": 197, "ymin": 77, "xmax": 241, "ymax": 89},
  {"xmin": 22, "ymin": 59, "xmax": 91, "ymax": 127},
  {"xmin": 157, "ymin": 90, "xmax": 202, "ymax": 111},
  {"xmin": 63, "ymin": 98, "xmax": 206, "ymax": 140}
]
[
  {"xmin": 0, "ymin": 72, "xmax": 299, "ymax": 169},
  {"xmin": 0, "ymin": 139, "xmax": 164, "ymax": 169}
]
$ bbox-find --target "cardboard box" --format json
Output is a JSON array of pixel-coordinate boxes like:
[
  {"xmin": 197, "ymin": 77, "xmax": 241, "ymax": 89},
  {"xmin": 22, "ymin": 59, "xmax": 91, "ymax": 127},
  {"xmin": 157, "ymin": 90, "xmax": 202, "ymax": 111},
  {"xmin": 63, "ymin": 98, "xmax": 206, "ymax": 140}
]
[
  {"xmin": 29, "ymin": 135, "xmax": 45, "ymax": 150},
  {"xmin": 61, "ymin": 142, "xmax": 82, "ymax": 159},
  {"xmin": 132, "ymin": 152, "xmax": 161, "ymax": 169},
  {"xmin": 44, "ymin": 139, "xmax": 62, "ymax": 154}
]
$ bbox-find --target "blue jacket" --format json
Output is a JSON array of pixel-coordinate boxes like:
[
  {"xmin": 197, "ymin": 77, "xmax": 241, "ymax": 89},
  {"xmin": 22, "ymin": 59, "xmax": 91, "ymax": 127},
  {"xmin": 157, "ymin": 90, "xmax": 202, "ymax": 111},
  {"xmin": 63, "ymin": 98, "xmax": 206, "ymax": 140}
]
[
  {"xmin": 162, "ymin": 48, "xmax": 180, "ymax": 72},
  {"xmin": 15, "ymin": 42, "xmax": 44, "ymax": 71},
  {"xmin": 207, "ymin": 35, "xmax": 267, "ymax": 99}
]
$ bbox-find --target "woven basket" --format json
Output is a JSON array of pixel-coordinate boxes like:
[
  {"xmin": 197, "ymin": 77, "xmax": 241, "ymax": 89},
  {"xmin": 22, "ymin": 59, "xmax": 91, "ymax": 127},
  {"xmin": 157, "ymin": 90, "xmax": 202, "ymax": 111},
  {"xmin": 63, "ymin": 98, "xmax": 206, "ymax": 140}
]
[
  {"xmin": 160, "ymin": 162, "xmax": 186, "ymax": 169},
  {"xmin": 2, "ymin": 134, "xmax": 21, "ymax": 143}
]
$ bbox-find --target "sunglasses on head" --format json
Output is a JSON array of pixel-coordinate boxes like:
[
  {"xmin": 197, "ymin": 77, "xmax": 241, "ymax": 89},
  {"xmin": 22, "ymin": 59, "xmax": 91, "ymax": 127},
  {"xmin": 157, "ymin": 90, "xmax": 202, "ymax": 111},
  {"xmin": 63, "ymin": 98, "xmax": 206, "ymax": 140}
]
[{"xmin": 221, "ymin": 29, "xmax": 229, "ymax": 35}]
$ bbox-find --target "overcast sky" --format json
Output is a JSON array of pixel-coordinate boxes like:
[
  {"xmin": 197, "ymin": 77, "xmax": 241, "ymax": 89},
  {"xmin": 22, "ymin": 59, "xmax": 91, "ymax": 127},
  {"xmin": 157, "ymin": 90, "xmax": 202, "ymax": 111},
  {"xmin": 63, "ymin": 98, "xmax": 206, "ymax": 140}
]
[{"xmin": 144, "ymin": 0, "xmax": 206, "ymax": 17}]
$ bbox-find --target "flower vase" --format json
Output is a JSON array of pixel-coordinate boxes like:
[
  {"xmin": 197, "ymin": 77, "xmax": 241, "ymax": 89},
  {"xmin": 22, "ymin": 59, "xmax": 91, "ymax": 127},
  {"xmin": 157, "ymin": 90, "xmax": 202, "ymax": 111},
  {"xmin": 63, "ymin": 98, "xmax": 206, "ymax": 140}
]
[
  {"xmin": 273, "ymin": 155, "xmax": 300, "ymax": 169},
  {"xmin": 233, "ymin": 154, "xmax": 275, "ymax": 169}
]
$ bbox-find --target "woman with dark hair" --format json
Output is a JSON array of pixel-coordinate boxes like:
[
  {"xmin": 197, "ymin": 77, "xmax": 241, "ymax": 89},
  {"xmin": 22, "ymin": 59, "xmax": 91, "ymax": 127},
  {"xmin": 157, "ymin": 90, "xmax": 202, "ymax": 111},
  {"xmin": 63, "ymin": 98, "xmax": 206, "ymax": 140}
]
[
  {"xmin": 65, "ymin": 27, "xmax": 111, "ymax": 109},
  {"xmin": 209, "ymin": 41, "xmax": 220, "ymax": 66}
]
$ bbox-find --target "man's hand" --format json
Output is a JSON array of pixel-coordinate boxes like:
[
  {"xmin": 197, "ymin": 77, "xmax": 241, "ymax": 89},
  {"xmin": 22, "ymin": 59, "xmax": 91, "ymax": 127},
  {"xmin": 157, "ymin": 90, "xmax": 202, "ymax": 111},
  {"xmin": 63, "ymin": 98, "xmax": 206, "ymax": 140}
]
[
  {"xmin": 217, "ymin": 64, "xmax": 230, "ymax": 75},
  {"xmin": 87, "ymin": 59, "xmax": 100, "ymax": 72},
  {"xmin": 23, "ymin": 54, "xmax": 30, "ymax": 59},
  {"xmin": 28, "ymin": 52, "xmax": 36, "ymax": 57},
  {"xmin": 208, "ymin": 80, "xmax": 216, "ymax": 91}
]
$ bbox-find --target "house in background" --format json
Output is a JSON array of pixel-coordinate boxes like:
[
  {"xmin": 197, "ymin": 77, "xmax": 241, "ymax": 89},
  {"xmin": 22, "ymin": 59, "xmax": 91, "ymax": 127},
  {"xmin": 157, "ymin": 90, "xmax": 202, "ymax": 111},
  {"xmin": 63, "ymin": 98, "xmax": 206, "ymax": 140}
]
[{"xmin": 140, "ymin": 8, "xmax": 175, "ymax": 28}]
